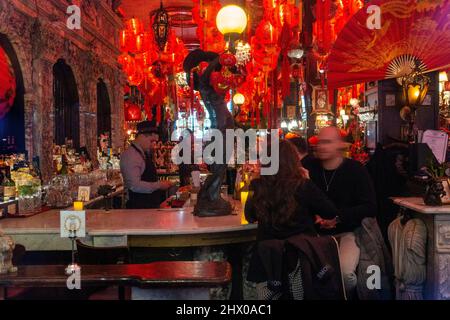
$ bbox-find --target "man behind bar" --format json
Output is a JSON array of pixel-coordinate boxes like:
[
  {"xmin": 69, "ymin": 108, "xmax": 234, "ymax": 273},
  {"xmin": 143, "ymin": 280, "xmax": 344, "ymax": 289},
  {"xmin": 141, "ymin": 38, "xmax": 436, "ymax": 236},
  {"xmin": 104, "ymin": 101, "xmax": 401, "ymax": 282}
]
[
  {"xmin": 304, "ymin": 126, "xmax": 377, "ymax": 297},
  {"xmin": 120, "ymin": 121, "xmax": 173, "ymax": 209}
]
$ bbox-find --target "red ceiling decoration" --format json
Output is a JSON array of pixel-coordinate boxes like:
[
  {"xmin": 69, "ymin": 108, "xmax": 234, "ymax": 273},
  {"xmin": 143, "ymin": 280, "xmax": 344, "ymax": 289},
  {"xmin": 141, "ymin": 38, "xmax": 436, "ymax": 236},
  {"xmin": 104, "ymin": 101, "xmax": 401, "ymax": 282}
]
[
  {"xmin": 0, "ymin": 46, "xmax": 16, "ymax": 120},
  {"xmin": 118, "ymin": 0, "xmax": 445, "ymax": 128},
  {"xmin": 192, "ymin": 0, "xmax": 226, "ymax": 52}
]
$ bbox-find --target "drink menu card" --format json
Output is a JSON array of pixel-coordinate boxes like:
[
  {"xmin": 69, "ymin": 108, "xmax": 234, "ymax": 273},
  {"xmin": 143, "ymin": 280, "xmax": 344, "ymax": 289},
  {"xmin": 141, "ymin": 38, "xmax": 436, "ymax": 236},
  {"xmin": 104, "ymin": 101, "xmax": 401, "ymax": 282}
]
[{"xmin": 421, "ymin": 130, "xmax": 448, "ymax": 164}]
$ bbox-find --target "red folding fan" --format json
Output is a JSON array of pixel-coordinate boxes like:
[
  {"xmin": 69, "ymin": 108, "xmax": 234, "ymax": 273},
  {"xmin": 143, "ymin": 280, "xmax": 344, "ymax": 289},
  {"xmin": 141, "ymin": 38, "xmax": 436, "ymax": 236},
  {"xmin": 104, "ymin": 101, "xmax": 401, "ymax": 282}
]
[{"xmin": 327, "ymin": 0, "xmax": 450, "ymax": 89}]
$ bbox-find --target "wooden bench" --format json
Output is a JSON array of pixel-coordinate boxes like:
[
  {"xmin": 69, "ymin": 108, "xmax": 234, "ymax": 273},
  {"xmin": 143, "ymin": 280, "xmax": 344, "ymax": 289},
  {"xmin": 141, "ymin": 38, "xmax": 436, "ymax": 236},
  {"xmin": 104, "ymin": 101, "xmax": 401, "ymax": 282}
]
[{"xmin": 0, "ymin": 261, "xmax": 231, "ymax": 300}]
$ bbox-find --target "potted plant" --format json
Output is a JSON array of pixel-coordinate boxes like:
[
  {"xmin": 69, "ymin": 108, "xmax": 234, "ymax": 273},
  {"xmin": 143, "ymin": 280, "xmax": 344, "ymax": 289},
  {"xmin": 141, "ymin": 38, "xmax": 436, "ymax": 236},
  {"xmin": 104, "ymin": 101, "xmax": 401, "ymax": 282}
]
[{"xmin": 423, "ymin": 161, "xmax": 449, "ymax": 206}]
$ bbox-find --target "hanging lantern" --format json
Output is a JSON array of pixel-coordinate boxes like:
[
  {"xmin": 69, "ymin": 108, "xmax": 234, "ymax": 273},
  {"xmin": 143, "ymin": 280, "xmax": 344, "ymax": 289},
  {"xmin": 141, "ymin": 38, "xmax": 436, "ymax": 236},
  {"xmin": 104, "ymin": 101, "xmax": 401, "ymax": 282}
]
[
  {"xmin": 152, "ymin": 1, "xmax": 170, "ymax": 51},
  {"xmin": 287, "ymin": 46, "xmax": 304, "ymax": 60},
  {"xmin": 128, "ymin": 64, "xmax": 144, "ymax": 86},
  {"xmin": 216, "ymin": 5, "xmax": 247, "ymax": 35},
  {"xmin": 120, "ymin": 29, "xmax": 134, "ymax": 52},
  {"xmin": 402, "ymin": 60, "xmax": 430, "ymax": 108},
  {"xmin": 233, "ymin": 93, "xmax": 245, "ymax": 106},
  {"xmin": 0, "ymin": 46, "xmax": 16, "ymax": 120},
  {"xmin": 219, "ymin": 52, "xmax": 237, "ymax": 67},
  {"xmin": 126, "ymin": 18, "xmax": 144, "ymax": 36},
  {"xmin": 124, "ymin": 102, "xmax": 142, "ymax": 122}
]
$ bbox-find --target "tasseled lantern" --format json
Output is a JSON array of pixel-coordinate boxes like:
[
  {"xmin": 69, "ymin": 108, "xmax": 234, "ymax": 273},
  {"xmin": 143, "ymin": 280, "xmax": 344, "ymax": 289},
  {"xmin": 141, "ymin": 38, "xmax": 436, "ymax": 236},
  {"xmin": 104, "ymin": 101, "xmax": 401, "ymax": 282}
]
[{"xmin": 152, "ymin": 1, "xmax": 170, "ymax": 51}]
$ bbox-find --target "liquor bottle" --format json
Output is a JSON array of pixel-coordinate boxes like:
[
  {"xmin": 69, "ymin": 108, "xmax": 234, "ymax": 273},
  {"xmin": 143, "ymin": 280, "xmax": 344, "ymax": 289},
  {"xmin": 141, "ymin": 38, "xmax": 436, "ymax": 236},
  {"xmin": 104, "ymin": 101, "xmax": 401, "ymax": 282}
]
[
  {"xmin": 59, "ymin": 155, "xmax": 69, "ymax": 175},
  {"xmin": 2, "ymin": 173, "xmax": 16, "ymax": 201}
]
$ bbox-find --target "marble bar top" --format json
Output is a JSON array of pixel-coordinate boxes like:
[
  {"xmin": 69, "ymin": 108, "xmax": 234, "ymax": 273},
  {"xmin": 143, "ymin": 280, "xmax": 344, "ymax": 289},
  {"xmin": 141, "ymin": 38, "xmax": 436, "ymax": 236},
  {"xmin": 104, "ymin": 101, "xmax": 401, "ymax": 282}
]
[
  {"xmin": 0, "ymin": 202, "xmax": 256, "ymax": 237},
  {"xmin": 392, "ymin": 197, "xmax": 450, "ymax": 214}
]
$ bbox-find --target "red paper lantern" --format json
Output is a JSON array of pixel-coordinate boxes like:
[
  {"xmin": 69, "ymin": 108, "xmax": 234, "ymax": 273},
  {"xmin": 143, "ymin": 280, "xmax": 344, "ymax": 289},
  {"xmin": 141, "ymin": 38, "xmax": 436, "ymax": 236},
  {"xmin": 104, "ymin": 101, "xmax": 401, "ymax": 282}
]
[
  {"xmin": 0, "ymin": 46, "xmax": 16, "ymax": 120},
  {"xmin": 127, "ymin": 65, "xmax": 144, "ymax": 86},
  {"xmin": 219, "ymin": 53, "xmax": 237, "ymax": 67},
  {"xmin": 124, "ymin": 102, "xmax": 142, "ymax": 122},
  {"xmin": 291, "ymin": 64, "xmax": 303, "ymax": 80},
  {"xmin": 192, "ymin": 0, "xmax": 226, "ymax": 52},
  {"xmin": 251, "ymin": 18, "xmax": 280, "ymax": 72},
  {"xmin": 236, "ymin": 111, "xmax": 249, "ymax": 123},
  {"xmin": 308, "ymin": 136, "xmax": 319, "ymax": 146},
  {"xmin": 126, "ymin": 18, "xmax": 144, "ymax": 36},
  {"xmin": 279, "ymin": 3, "xmax": 300, "ymax": 27},
  {"xmin": 210, "ymin": 71, "xmax": 230, "ymax": 95},
  {"xmin": 198, "ymin": 61, "xmax": 209, "ymax": 76},
  {"xmin": 118, "ymin": 53, "xmax": 134, "ymax": 73},
  {"xmin": 120, "ymin": 29, "xmax": 135, "ymax": 51},
  {"xmin": 135, "ymin": 32, "xmax": 154, "ymax": 53}
]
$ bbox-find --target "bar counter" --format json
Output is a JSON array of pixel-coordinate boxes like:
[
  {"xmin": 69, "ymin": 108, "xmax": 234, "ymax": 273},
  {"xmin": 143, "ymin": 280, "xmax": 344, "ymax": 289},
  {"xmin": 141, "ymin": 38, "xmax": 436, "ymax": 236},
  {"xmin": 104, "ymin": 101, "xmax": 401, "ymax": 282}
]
[{"xmin": 0, "ymin": 203, "xmax": 257, "ymax": 251}]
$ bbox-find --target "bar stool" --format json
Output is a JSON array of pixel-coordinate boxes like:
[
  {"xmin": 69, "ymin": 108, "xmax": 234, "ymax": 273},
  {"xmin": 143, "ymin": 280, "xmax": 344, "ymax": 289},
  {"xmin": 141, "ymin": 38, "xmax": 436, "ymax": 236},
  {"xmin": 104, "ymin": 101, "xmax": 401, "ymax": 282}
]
[{"xmin": 76, "ymin": 240, "xmax": 130, "ymax": 300}]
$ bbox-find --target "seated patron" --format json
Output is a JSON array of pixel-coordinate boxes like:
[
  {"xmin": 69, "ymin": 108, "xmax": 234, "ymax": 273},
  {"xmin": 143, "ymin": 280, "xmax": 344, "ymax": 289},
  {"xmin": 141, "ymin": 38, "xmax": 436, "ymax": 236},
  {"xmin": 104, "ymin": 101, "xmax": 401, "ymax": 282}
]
[
  {"xmin": 245, "ymin": 140, "xmax": 339, "ymax": 285},
  {"xmin": 120, "ymin": 121, "xmax": 173, "ymax": 209},
  {"xmin": 303, "ymin": 126, "xmax": 377, "ymax": 296}
]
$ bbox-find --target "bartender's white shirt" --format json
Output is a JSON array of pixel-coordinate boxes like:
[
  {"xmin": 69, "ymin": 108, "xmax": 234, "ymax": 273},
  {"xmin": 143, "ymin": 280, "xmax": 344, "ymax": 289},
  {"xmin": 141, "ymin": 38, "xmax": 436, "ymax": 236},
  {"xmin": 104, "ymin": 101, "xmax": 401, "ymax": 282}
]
[{"xmin": 120, "ymin": 143, "xmax": 161, "ymax": 194}]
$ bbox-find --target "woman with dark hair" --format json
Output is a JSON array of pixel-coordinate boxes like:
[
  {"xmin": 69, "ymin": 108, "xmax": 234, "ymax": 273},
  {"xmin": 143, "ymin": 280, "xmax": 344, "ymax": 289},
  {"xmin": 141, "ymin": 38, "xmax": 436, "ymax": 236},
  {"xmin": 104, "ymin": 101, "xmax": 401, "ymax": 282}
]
[
  {"xmin": 245, "ymin": 139, "xmax": 339, "ymax": 241},
  {"xmin": 245, "ymin": 140, "xmax": 340, "ymax": 292}
]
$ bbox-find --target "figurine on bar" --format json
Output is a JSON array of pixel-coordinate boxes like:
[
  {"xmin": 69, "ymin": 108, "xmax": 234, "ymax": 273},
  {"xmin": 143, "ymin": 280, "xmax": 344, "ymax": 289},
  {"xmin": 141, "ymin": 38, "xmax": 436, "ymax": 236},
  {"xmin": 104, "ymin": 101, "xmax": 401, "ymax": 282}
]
[{"xmin": 0, "ymin": 230, "xmax": 17, "ymax": 274}]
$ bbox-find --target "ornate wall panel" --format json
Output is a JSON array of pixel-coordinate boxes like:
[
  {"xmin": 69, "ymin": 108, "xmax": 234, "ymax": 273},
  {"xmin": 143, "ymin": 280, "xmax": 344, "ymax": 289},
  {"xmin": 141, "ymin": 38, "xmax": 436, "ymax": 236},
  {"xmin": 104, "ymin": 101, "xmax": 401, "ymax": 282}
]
[{"xmin": 0, "ymin": 0, "xmax": 126, "ymax": 181}]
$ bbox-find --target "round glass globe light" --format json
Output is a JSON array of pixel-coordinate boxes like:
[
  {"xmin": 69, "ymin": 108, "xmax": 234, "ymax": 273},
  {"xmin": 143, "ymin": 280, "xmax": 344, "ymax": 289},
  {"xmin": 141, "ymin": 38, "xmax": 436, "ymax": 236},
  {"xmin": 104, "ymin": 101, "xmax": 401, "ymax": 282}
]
[
  {"xmin": 216, "ymin": 5, "xmax": 247, "ymax": 35},
  {"xmin": 233, "ymin": 93, "xmax": 245, "ymax": 105}
]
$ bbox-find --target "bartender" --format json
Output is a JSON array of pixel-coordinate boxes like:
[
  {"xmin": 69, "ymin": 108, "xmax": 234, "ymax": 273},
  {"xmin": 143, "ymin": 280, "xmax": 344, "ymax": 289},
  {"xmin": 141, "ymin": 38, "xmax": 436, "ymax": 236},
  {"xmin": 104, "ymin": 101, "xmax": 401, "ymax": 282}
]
[{"xmin": 120, "ymin": 121, "xmax": 173, "ymax": 209}]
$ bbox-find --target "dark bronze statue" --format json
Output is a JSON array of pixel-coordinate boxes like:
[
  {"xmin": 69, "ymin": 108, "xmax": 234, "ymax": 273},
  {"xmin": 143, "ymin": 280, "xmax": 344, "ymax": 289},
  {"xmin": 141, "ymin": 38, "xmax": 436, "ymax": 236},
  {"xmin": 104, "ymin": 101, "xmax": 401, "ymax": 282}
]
[{"xmin": 183, "ymin": 50, "xmax": 235, "ymax": 216}]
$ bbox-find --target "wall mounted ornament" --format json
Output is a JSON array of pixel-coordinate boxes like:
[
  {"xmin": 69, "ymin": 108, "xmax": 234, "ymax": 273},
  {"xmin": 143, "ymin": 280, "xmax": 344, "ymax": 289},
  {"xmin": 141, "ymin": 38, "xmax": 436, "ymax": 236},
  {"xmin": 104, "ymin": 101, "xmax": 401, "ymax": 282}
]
[{"xmin": 312, "ymin": 86, "xmax": 332, "ymax": 115}]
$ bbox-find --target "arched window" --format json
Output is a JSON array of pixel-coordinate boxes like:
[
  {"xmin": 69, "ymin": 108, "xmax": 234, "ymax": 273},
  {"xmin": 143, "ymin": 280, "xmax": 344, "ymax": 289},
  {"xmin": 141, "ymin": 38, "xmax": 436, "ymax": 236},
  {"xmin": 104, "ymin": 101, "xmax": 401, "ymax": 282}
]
[
  {"xmin": 0, "ymin": 33, "xmax": 25, "ymax": 154},
  {"xmin": 96, "ymin": 78, "xmax": 112, "ymax": 137},
  {"xmin": 53, "ymin": 59, "xmax": 80, "ymax": 149}
]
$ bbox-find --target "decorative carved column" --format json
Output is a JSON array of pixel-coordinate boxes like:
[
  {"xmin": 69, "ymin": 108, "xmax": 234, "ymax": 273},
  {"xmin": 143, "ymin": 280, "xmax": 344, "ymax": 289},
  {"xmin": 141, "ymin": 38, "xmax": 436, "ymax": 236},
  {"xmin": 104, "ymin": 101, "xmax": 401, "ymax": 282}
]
[
  {"xmin": 37, "ymin": 58, "xmax": 56, "ymax": 182},
  {"xmin": 23, "ymin": 92, "xmax": 36, "ymax": 157},
  {"xmin": 85, "ymin": 80, "xmax": 98, "ymax": 165},
  {"xmin": 110, "ymin": 73, "xmax": 126, "ymax": 151}
]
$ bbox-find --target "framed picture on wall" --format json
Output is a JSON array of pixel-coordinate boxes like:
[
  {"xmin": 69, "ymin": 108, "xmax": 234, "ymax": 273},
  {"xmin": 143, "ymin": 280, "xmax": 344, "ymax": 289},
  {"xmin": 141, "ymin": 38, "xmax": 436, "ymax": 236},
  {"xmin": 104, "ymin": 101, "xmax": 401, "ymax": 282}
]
[
  {"xmin": 312, "ymin": 86, "xmax": 331, "ymax": 114},
  {"xmin": 422, "ymin": 94, "xmax": 432, "ymax": 106},
  {"xmin": 385, "ymin": 94, "xmax": 396, "ymax": 107},
  {"xmin": 77, "ymin": 186, "xmax": 91, "ymax": 202},
  {"xmin": 286, "ymin": 105, "xmax": 296, "ymax": 118}
]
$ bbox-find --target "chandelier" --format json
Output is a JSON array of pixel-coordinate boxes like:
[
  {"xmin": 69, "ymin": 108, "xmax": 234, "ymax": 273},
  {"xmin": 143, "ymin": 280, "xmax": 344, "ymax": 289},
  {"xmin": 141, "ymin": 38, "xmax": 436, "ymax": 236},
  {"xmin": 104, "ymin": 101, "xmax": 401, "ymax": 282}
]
[
  {"xmin": 152, "ymin": 1, "xmax": 170, "ymax": 51},
  {"xmin": 235, "ymin": 40, "xmax": 251, "ymax": 67}
]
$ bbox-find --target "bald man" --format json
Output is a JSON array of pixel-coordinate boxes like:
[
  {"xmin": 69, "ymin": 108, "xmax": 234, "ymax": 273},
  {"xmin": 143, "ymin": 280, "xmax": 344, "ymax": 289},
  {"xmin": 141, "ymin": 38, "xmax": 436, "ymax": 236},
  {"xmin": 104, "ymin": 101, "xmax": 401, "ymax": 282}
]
[{"xmin": 303, "ymin": 126, "xmax": 377, "ymax": 297}]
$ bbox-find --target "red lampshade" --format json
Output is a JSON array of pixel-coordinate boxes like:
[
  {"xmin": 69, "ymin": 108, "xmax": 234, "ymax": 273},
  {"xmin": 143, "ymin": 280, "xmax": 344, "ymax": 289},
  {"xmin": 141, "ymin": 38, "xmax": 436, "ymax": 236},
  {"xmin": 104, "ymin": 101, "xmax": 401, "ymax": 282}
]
[
  {"xmin": 124, "ymin": 102, "xmax": 142, "ymax": 122},
  {"xmin": 445, "ymin": 81, "xmax": 450, "ymax": 92},
  {"xmin": 0, "ymin": 46, "xmax": 16, "ymax": 120},
  {"xmin": 126, "ymin": 18, "xmax": 144, "ymax": 36}
]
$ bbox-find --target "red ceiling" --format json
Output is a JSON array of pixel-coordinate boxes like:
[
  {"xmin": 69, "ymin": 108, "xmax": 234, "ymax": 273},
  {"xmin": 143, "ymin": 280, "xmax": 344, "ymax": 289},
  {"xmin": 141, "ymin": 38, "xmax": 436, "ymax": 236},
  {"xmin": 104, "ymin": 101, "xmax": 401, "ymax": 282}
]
[{"xmin": 120, "ymin": 0, "xmax": 200, "ymax": 50}]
